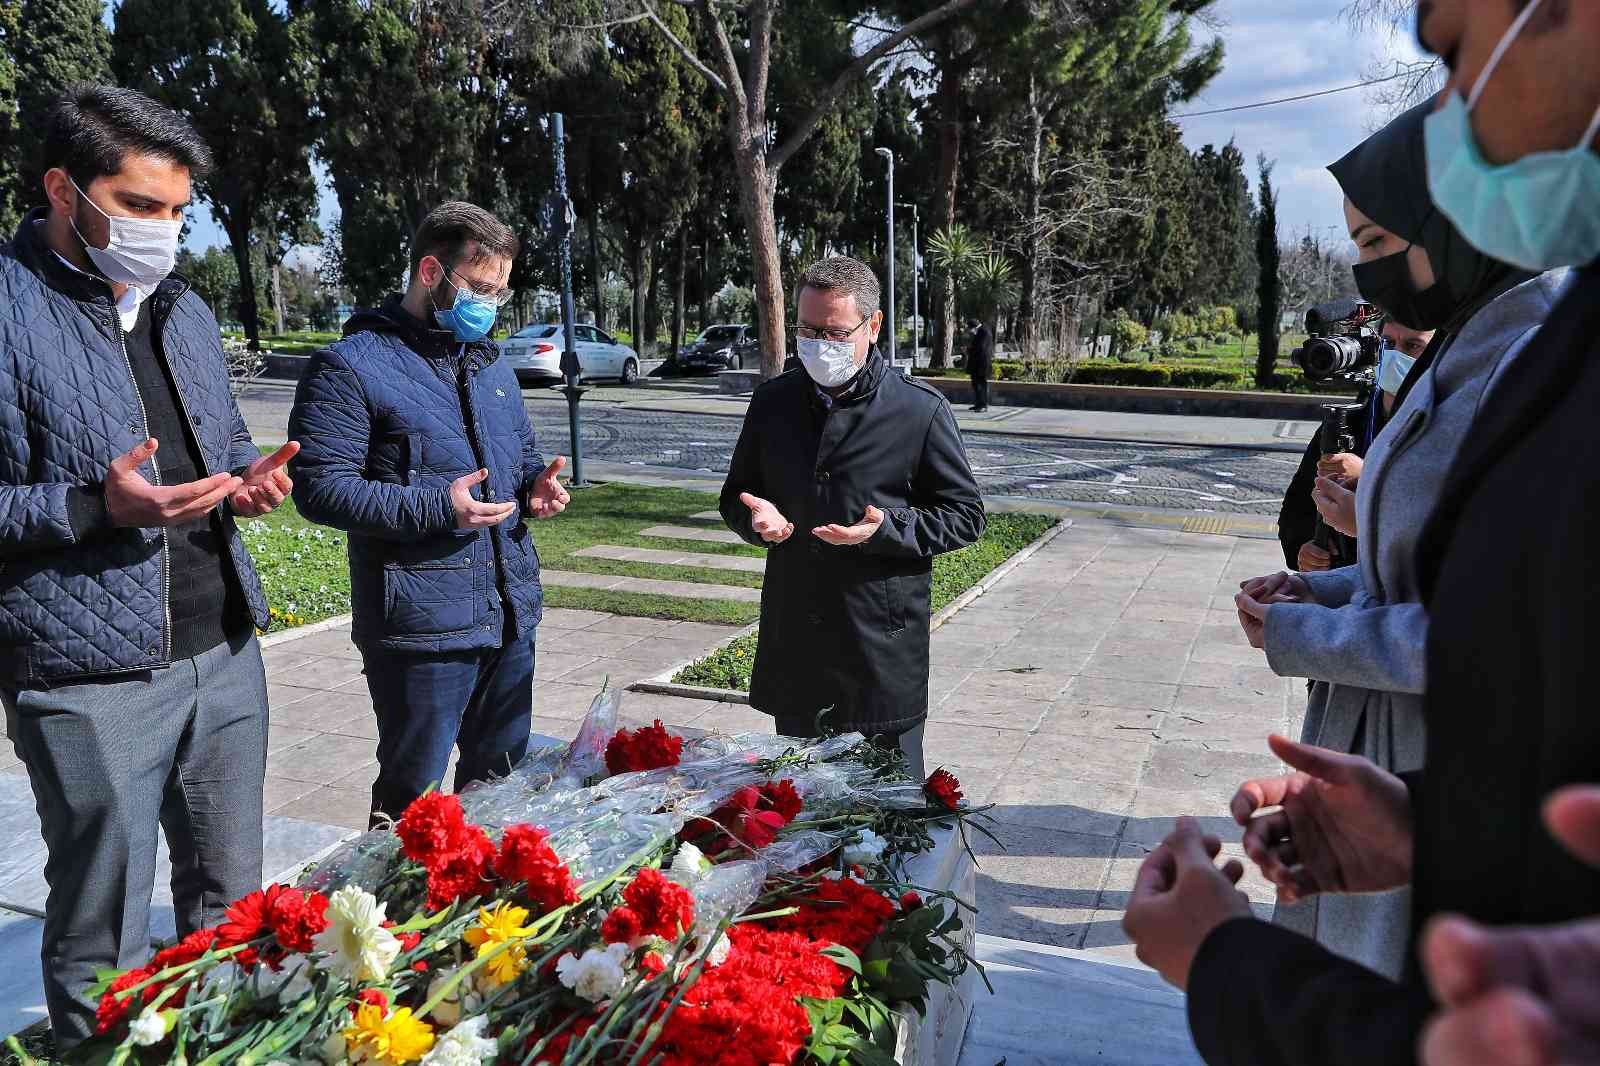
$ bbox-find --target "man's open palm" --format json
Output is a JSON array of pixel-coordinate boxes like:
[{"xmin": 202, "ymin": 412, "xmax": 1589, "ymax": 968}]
[
  {"xmin": 740, "ymin": 492, "xmax": 793, "ymax": 544},
  {"xmin": 1232, "ymin": 734, "xmax": 1412, "ymax": 903},
  {"xmin": 527, "ymin": 456, "xmax": 570, "ymax": 519},
  {"xmin": 231, "ymin": 441, "xmax": 298, "ymax": 518},
  {"xmin": 105, "ymin": 438, "xmax": 242, "ymax": 528},
  {"xmin": 812, "ymin": 505, "xmax": 885, "ymax": 547}
]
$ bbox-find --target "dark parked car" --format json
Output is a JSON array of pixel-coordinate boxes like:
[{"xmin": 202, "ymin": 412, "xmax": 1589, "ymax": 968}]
[{"xmin": 675, "ymin": 324, "xmax": 759, "ymax": 374}]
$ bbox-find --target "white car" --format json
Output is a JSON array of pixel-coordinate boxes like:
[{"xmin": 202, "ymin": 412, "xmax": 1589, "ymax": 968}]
[{"xmin": 499, "ymin": 323, "xmax": 644, "ymax": 386}]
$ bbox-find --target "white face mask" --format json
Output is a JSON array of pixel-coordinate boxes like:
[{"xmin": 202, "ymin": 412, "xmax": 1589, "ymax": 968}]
[
  {"xmin": 70, "ymin": 177, "xmax": 182, "ymax": 292},
  {"xmin": 797, "ymin": 336, "xmax": 860, "ymax": 387}
]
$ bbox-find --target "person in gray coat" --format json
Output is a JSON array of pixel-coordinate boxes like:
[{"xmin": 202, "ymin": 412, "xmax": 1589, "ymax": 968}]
[{"xmin": 1233, "ymin": 103, "xmax": 1573, "ymax": 979}]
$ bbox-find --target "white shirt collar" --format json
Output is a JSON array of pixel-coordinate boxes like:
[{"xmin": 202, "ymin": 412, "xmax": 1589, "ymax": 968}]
[{"xmin": 42, "ymin": 221, "xmax": 148, "ymax": 330}]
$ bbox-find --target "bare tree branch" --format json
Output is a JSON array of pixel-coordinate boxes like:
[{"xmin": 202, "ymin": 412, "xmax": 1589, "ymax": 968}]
[
  {"xmin": 745, "ymin": 0, "xmax": 774, "ymax": 132},
  {"xmin": 637, "ymin": 0, "xmax": 731, "ymax": 97},
  {"xmin": 691, "ymin": 0, "xmax": 749, "ymax": 123},
  {"xmin": 769, "ymin": 0, "xmax": 983, "ymax": 170}
]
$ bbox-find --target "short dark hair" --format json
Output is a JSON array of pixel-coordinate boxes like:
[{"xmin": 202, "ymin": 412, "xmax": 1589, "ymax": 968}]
[
  {"xmin": 793, "ymin": 255, "xmax": 880, "ymax": 318},
  {"xmin": 42, "ymin": 84, "xmax": 213, "ymax": 187},
  {"xmin": 410, "ymin": 201, "xmax": 520, "ymax": 275}
]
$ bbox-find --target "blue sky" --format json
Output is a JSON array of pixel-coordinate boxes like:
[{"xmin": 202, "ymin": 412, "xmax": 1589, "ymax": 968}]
[
  {"xmin": 180, "ymin": 1, "xmax": 1430, "ymax": 267},
  {"xmin": 1175, "ymin": 0, "xmax": 1432, "ymax": 250}
]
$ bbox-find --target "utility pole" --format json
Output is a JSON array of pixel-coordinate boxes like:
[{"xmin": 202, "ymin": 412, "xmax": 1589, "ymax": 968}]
[
  {"xmin": 875, "ymin": 147, "xmax": 897, "ymax": 369},
  {"xmin": 898, "ymin": 201, "xmax": 920, "ymax": 365},
  {"xmin": 550, "ymin": 112, "xmax": 587, "ymax": 487}
]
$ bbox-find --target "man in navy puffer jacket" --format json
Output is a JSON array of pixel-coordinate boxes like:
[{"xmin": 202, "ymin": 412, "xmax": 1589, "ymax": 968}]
[
  {"xmin": 289, "ymin": 201, "xmax": 569, "ymax": 827},
  {"xmin": 1, "ymin": 87, "xmax": 298, "ymax": 1045}
]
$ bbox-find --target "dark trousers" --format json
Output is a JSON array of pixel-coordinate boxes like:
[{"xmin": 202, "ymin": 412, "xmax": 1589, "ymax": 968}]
[
  {"xmin": 3, "ymin": 631, "xmax": 267, "ymax": 1046},
  {"xmin": 772, "ymin": 709, "xmax": 926, "ymax": 780},
  {"xmin": 360, "ymin": 623, "xmax": 536, "ymax": 825},
  {"xmin": 970, "ymin": 373, "xmax": 990, "ymax": 410}
]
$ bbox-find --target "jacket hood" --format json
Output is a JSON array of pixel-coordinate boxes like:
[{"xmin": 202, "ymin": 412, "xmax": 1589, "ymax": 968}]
[{"xmin": 344, "ymin": 295, "xmax": 500, "ymax": 369}]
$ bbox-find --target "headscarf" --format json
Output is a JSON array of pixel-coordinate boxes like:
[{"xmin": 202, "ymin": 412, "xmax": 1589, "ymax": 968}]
[{"xmin": 1328, "ymin": 100, "xmax": 1532, "ymax": 335}]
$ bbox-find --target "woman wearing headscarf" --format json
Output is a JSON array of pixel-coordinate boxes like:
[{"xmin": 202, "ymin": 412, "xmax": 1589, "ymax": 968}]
[{"xmin": 1232, "ymin": 99, "xmax": 1574, "ymax": 979}]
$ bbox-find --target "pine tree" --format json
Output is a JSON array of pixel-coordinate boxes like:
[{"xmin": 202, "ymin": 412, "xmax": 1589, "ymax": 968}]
[
  {"xmin": 0, "ymin": 1, "xmax": 22, "ymax": 234},
  {"xmin": 8, "ymin": 0, "xmax": 112, "ymax": 218},
  {"xmin": 1255, "ymin": 155, "xmax": 1282, "ymax": 388}
]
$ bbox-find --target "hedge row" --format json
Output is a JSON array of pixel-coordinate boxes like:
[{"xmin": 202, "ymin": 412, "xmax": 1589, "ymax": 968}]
[{"xmin": 1065, "ymin": 362, "xmax": 1245, "ymax": 389}]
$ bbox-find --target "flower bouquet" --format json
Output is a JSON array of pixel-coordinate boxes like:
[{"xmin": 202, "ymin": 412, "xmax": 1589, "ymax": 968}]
[{"xmin": 52, "ymin": 691, "xmax": 992, "ymax": 1066}]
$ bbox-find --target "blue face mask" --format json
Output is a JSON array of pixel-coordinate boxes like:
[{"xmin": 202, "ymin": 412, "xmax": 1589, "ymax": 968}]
[
  {"xmin": 432, "ymin": 268, "xmax": 499, "ymax": 342},
  {"xmin": 1424, "ymin": 0, "xmax": 1600, "ymax": 271},
  {"xmin": 1378, "ymin": 344, "xmax": 1416, "ymax": 395}
]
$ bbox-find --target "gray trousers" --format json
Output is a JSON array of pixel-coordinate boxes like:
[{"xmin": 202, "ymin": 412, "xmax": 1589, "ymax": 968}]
[{"xmin": 2, "ymin": 631, "xmax": 268, "ymax": 1045}]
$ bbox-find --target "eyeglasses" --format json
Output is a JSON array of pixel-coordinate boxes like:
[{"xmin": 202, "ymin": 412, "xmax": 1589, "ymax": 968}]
[
  {"xmin": 794, "ymin": 316, "xmax": 868, "ymax": 344},
  {"xmin": 446, "ymin": 265, "xmax": 515, "ymax": 307}
]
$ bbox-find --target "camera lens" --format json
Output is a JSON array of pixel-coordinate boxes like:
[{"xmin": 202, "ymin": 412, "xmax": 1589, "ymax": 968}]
[{"xmin": 1294, "ymin": 335, "xmax": 1364, "ymax": 380}]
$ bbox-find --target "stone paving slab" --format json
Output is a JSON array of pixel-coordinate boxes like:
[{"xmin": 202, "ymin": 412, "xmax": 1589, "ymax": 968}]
[
  {"xmin": 573, "ymin": 544, "xmax": 766, "ymax": 573},
  {"xmin": 0, "ymin": 906, "xmax": 46, "ymax": 1037},
  {"xmin": 637, "ymin": 524, "xmax": 746, "ymax": 545},
  {"xmin": 539, "ymin": 568, "xmax": 761, "ymax": 602}
]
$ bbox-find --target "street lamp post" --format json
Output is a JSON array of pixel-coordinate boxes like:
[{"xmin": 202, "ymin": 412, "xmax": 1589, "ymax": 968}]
[
  {"xmin": 549, "ymin": 112, "xmax": 587, "ymax": 487},
  {"xmin": 874, "ymin": 147, "xmax": 897, "ymax": 369},
  {"xmin": 897, "ymin": 201, "xmax": 920, "ymax": 365}
]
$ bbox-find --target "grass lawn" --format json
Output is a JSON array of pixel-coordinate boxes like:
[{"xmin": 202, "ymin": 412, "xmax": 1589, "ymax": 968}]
[
  {"xmin": 239, "ymin": 480, "xmax": 773, "ymax": 632},
  {"xmin": 671, "ymin": 511, "xmax": 1057, "ymax": 691}
]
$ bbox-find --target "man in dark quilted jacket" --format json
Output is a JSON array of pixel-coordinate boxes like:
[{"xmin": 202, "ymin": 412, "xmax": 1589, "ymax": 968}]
[
  {"xmin": 0, "ymin": 87, "xmax": 297, "ymax": 1044},
  {"xmin": 289, "ymin": 202, "xmax": 569, "ymax": 828}
]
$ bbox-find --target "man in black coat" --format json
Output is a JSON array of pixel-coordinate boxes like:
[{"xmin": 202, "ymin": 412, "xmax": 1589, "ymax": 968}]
[
  {"xmin": 965, "ymin": 318, "xmax": 994, "ymax": 412},
  {"xmin": 1121, "ymin": 1, "xmax": 1600, "ymax": 1062},
  {"xmin": 720, "ymin": 256, "xmax": 985, "ymax": 776}
]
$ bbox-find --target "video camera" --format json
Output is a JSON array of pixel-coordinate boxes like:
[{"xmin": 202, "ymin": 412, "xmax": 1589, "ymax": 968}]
[{"xmin": 1291, "ymin": 298, "xmax": 1386, "ymax": 382}]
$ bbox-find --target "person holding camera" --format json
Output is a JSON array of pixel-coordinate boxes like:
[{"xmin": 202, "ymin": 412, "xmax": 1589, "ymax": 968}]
[
  {"xmin": 1231, "ymin": 100, "xmax": 1572, "ymax": 979},
  {"xmin": 1276, "ymin": 319, "xmax": 1435, "ymax": 571}
]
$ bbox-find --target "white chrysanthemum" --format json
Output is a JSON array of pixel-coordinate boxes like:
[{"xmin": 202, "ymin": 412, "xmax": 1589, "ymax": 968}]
[
  {"xmin": 129, "ymin": 1008, "xmax": 168, "ymax": 1047},
  {"xmin": 668, "ymin": 842, "xmax": 711, "ymax": 887},
  {"xmin": 555, "ymin": 943, "xmax": 630, "ymax": 1003},
  {"xmin": 312, "ymin": 885, "xmax": 400, "ymax": 984},
  {"xmin": 842, "ymin": 828, "xmax": 888, "ymax": 868},
  {"xmin": 420, "ymin": 1015, "xmax": 499, "ymax": 1065}
]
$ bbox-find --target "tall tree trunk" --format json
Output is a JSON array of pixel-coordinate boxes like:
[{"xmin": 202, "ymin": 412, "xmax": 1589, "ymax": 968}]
[
  {"xmin": 221, "ymin": 210, "xmax": 261, "ymax": 351},
  {"xmin": 731, "ymin": 146, "xmax": 785, "ymax": 379},
  {"xmin": 672, "ymin": 226, "xmax": 687, "ymax": 360},
  {"xmin": 630, "ymin": 238, "xmax": 651, "ymax": 354},
  {"xmin": 698, "ymin": 222, "xmax": 710, "ymax": 332},
  {"xmin": 1019, "ymin": 73, "xmax": 1043, "ymax": 358},
  {"xmin": 644, "ymin": 246, "xmax": 662, "ymax": 354},
  {"xmin": 271, "ymin": 261, "xmax": 286, "ymax": 336},
  {"xmin": 588, "ymin": 213, "xmax": 604, "ymax": 329},
  {"xmin": 931, "ymin": 59, "xmax": 963, "ymax": 370}
]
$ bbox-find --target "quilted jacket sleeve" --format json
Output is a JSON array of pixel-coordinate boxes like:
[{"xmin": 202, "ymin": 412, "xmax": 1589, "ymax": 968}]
[
  {"xmin": 225, "ymin": 383, "xmax": 261, "ymax": 475},
  {"xmin": 0, "ymin": 482, "xmax": 80, "ymax": 559},
  {"xmin": 862, "ymin": 399, "xmax": 986, "ymax": 559},
  {"xmin": 288, "ymin": 347, "xmax": 458, "ymax": 541}
]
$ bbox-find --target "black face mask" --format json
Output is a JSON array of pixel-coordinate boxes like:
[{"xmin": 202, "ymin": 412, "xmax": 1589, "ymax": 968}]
[{"xmin": 1352, "ymin": 246, "xmax": 1456, "ymax": 331}]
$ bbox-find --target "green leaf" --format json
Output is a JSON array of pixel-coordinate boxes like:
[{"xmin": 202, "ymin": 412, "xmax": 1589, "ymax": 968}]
[{"xmin": 821, "ymin": 944, "xmax": 863, "ymax": 975}]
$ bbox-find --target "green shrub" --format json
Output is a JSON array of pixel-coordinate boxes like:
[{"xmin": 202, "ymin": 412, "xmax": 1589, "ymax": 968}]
[
  {"xmin": 1169, "ymin": 367, "xmax": 1245, "ymax": 389},
  {"xmin": 1116, "ymin": 348, "xmax": 1153, "ymax": 364},
  {"xmin": 1183, "ymin": 337, "xmax": 1203, "ymax": 352},
  {"xmin": 1109, "ymin": 309, "xmax": 1147, "ymax": 356},
  {"xmin": 1202, "ymin": 305, "xmax": 1239, "ymax": 335},
  {"xmin": 1155, "ymin": 311, "xmax": 1198, "ymax": 342},
  {"xmin": 994, "ymin": 360, "xmax": 1025, "ymax": 381},
  {"xmin": 1069, "ymin": 362, "xmax": 1172, "ymax": 387},
  {"xmin": 1213, "ymin": 332, "xmax": 1238, "ymax": 345}
]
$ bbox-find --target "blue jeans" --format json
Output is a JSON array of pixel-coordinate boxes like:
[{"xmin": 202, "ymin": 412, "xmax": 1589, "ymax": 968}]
[
  {"xmin": 360, "ymin": 624, "xmax": 536, "ymax": 825},
  {"xmin": 3, "ymin": 631, "xmax": 268, "ymax": 1046}
]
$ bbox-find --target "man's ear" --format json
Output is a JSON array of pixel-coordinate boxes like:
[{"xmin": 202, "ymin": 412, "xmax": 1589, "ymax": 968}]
[
  {"xmin": 417, "ymin": 255, "xmax": 443, "ymax": 289},
  {"xmin": 868, "ymin": 309, "xmax": 884, "ymax": 341}
]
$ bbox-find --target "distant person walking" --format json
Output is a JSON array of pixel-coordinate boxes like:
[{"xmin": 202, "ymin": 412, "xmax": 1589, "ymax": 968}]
[{"xmin": 966, "ymin": 318, "xmax": 993, "ymax": 412}]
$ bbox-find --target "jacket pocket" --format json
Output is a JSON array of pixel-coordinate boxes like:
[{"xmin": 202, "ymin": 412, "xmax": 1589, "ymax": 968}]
[
  {"xmin": 882, "ymin": 576, "xmax": 906, "ymax": 635},
  {"xmin": 381, "ymin": 559, "xmax": 481, "ymax": 636}
]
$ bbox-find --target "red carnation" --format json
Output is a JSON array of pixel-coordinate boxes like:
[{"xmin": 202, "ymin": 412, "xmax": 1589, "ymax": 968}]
[
  {"xmin": 762, "ymin": 779, "xmax": 803, "ymax": 822},
  {"xmin": 924, "ymin": 768, "xmax": 964, "ymax": 810},
  {"xmin": 494, "ymin": 824, "xmax": 579, "ymax": 914},
  {"xmin": 605, "ymin": 720, "xmax": 684, "ymax": 776},
  {"xmin": 639, "ymin": 952, "xmax": 667, "ymax": 979},
  {"xmin": 151, "ymin": 928, "xmax": 219, "ymax": 971},
  {"xmin": 95, "ymin": 966, "xmax": 156, "ymax": 1034},
  {"xmin": 350, "ymin": 988, "xmax": 389, "ymax": 1016},
  {"xmin": 423, "ymin": 824, "xmax": 496, "ymax": 910},
  {"xmin": 900, "ymin": 890, "xmax": 924, "ymax": 910},
  {"xmin": 601, "ymin": 905, "xmax": 645, "ymax": 946},
  {"xmin": 396, "ymin": 792, "xmax": 471, "ymax": 863},
  {"xmin": 269, "ymin": 887, "xmax": 329, "ymax": 954},
  {"xmin": 767, "ymin": 875, "xmax": 896, "ymax": 955},
  {"xmin": 396, "ymin": 930, "xmax": 422, "ymax": 953},
  {"xmin": 622, "ymin": 868, "xmax": 695, "ymax": 940}
]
